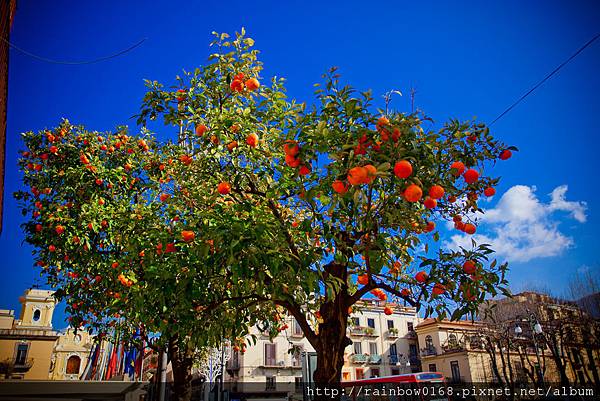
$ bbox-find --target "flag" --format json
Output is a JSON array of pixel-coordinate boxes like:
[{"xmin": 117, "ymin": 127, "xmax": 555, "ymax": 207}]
[{"xmin": 124, "ymin": 346, "xmax": 137, "ymax": 379}]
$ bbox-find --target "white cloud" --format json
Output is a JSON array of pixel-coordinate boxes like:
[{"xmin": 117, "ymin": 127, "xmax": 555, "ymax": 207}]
[
  {"xmin": 445, "ymin": 185, "xmax": 587, "ymax": 263},
  {"xmin": 548, "ymin": 185, "xmax": 587, "ymax": 223}
]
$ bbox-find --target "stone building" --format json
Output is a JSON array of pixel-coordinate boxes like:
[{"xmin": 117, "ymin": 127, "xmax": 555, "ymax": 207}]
[{"xmin": 0, "ymin": 289, "xmax": 59, "ymax": 379}]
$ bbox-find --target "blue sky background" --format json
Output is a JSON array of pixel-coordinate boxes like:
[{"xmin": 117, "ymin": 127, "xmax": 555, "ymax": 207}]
[{"xmin": 2, "ymin": 1, "xmax": 599, "ymax": 328}]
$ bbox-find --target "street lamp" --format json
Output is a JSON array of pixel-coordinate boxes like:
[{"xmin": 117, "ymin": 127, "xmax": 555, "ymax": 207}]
[{"xmin": 514, "ymin": 325, "xmax": 523, "ymax": 336}]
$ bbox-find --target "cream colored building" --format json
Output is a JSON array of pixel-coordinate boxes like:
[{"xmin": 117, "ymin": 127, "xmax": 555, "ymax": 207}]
[
  {"xmin": 415, "ymin": 318, "xmax": 490, "ymax": 383},
  {"xmin": 0, "ymin": 289, "xmax": 59, "ymax": 379},
  {"xmin": 50, "ymin": 327, "xmax": 94, "ymax": 380},
  {"xmin": 342, "ymin": 299, "xmax": 421, "ymax": 381},
  {"xmin": 224, "ymin": 299, "xmax": 421, "ymax": 397}
]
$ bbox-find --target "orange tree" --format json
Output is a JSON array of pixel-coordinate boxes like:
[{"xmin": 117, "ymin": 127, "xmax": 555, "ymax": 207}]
[
  {"xmin": 16, "ymin": 30, "xmax": 513, "ymax": 396},
  {"xmin": 15, "ymin": 119, "xmax": 279, "ymax": 401}
]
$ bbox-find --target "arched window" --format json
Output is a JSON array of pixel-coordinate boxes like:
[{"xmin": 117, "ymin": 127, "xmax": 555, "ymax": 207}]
[
  {"xmin": 32, "ymin": 309, "xmax": 41, "ymax": 322},
  {"xmin": 425, "ymin": 335, "xmax": 433, "ymax": 351},
  {"xmin": 448, "ymin": 333, "xmax": 458, "ymax": 347},
  {"xmin": 66, "ymin": 355, "xmax": 81, "ymax": 375}
]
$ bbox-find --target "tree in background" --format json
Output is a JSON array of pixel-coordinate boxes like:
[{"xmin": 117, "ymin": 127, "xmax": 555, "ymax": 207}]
[{"xmin": 16, "ymin": 30, "xmax": 514, "ymax": 400}]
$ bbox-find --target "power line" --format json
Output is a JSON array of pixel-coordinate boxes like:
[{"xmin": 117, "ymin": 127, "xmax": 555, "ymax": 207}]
[
  {"xmin": 490, "ymin": 32, "xmax": 600, "ymax": 125},
  {"xmin": 1, "ymin": 36, "xmax": 147, "ymax": 65}
]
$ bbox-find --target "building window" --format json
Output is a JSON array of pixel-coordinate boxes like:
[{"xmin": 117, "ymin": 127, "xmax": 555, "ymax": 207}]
[
  {"xmin": 391, "ymin": 368, "xmax": 400, "ymax": 376},
  {"xmin": 367, "ymin": 318, "xmax": 375, "ymax": 329},
  {"xmin": 407, "ymin": 322, "xmax": 414, "ymax": 332},
  {"xmin": 425, "ymin": 335, "xmax": 434, "ymax": 351},
  {"xmin": 264, "ymin": 343, "xmax": 276, "ymax": 366},
  {"xmin": 389, "ymin": 344, "xmax": 397, "ymax": 356},
  {"xmin": 448, "ymin": 333, "xmax": 458, "ymax": 347},
  {"xmin": 428, "ymin": 363, "xmax": 437, "ymax": 372},
  {"xmin": 354, "ymin": 341, "xmax": 362, "ymax": 355},
  {"xmin": 356, "ymin": 368, "xmax": 364, "ymax": 380},
  {"xmin": 66, "ymin": 355, "xmax": 81, "ymax": 375},
  {"xmin": 342, "ymin": 371, "xmax": 351, "ymax": 381},
  {"xmin": 352, "ymin": 317, "xmax": 360, "ymax": 327},
  {"xmin": 387, "ymin": 320, "xmax": 394, "ymax": 329},
  {"xmin": 369, "ymin": 342, "xmax": 378, "ymax": 355},
  {"xmin": 450, "ymin": 361, "xmax": 461, "ymax": 383},
  {"xmin": 370, "ymin": 368, "xmax": 380, "ymax": 378},
  {"xmin": 293, "ymin": 319, "xmax": 303, "ymax": 336},
  {"xmin": 266, "ymin": 376, "xmax": 276, "ymax": 390},
  {"xmin": 32, "ymin": 309, "xmax": 41, "ymax": 322},
  {"xmin": 409, "ymin": 344, "xmax": 417, "ymax": 358},
  {"xmin": 292, "ymin": 345, "xmax": 303, "ymax": 366},
  {"xmin": 15, "ymin": 343, "xmax": 29, "ymax": 365}
]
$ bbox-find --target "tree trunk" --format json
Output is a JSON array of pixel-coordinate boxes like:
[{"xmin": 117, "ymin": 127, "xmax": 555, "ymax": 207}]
[
  {"xmin": 168, "ymin": 336, "xmax": 194, "ymax": 401},
  {"xmin": 312, "ymin": 263, "xmax": 351, "ymax": 401}
]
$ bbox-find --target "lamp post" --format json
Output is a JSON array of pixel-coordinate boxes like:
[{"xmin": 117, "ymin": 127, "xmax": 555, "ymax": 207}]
[{"xmin": 517, "ymin": 311, "xmax": 544, "ymax": 387}]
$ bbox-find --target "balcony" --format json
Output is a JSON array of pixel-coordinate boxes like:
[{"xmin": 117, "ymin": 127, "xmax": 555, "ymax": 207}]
[
  {"xmin": 368, "ymin": 355, "xmax": 382, "ymax": 364},
  {"xmin": 420, "ymin": 347, "xmax": 437, "ymax": 357},
  {"xmin": 350, "ymin": 354, "xmax": 368, "ymax": 363},
  {"xmin": 388, "ymin": 355, "xmax": 400, "ymax": 364},
  {"xmin": 405, "ymin": 330, "xmax": 417, "ymax": 339},
  {"xmin": 386, "ymin": 329, "xmax": 399, "ymax": 338},
  {"xmin": 349, "ymin": 326, "xmax": 366, "ymax": 336}
]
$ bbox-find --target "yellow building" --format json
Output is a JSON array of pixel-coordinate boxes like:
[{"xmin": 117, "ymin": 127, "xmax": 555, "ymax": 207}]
[
  {"xmin": 50, "ymin": 327, "xmax": 94, "ymax": 380},
  {"xmin": 0, "ymin": 289, "xmax": 59, "ymax": 379}
]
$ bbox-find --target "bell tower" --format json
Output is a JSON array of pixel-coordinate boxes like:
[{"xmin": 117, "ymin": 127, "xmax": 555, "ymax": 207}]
[{"xmin": 18, "ymin": 289, "xmax": 56, "ymax": 329}]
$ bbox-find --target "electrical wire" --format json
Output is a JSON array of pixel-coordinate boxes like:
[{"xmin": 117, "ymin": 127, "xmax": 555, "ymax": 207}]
[
  {"xmin": 0, "ymin": 36, "xmax": 147, "ymax": 65},
  {"xmin": 490, "ymin": 32, "xmax": 600, "ymax": 125}
]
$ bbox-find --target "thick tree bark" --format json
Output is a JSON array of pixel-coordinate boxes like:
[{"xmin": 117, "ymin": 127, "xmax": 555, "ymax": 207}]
[
  {"xmin": 311, "ymin": 262, "xmax": 351, "ymax": 401},
  {"xmin": 168, "ymin": 335, "xmax": 194, "ymax": 401}
]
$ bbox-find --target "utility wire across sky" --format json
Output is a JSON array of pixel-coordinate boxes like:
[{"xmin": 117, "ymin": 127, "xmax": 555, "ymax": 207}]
[{"xmin": 490, "ymin": 32, "xmax": 600, "ymax": 125}]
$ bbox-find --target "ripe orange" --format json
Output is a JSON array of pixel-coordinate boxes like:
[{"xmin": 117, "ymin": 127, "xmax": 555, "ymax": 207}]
[
  {"xmin": 80, "ymin": 154, "xmax": 90, "ymax": 164},
  {"xmin": 227, "ymin": 141, "xmax": 238, "ymax": 151},
  {"xmin": 394, "ymin": 160, "xmax": 413, "ymax": 178},
  {"xmin": 450, "ymin": 161, "xmax": 465, "ymax": 176},
  {"xmin": 364, "ymin": 164, "xmax": 377, "ymax": 183},
  {"xmin": 283, "ymin": 141, "xmax": 299, "ymax": 156},
  {"xmin": 181, "ymin": 230, "xmax": 196, "ymax": 243},
  {"xmin": 217, "ymin": 182, "xmax": 231, "ymax": 195},
  {"xmin": 299, "ymin": 165, "xmax": 311, "ymax": 176},
  {"xmin": 423, "ymin": 197, "xmax": 437, "ymax": 209},
  {"xmin": 429, "ymin": 185, "xmax": 445, "ymax": 200},
  {"xmin": 357, "ymin": 274, "xmax": 369, "ymax": 285},
  {"xmin": 246, "ymin": 133, "xmax": 259, "ymax": 148},
  {"xmin": 245, "ymin": 78, "xmax": 260, "ymax": 91},
  {"xmin": 285, "ymin": 154, "xmax": 301, "ymax": 168},
  {"xmin": 432, "ymin": 283, "xmax": 446, "ymax": 295},
  {"xmin": 48, "ymin": 245, "xmax": 56, "ymax": 252},
  {"xmin": 415, "ymin": 271, "xmax": 428, "ymax": 283},
  {"xmin": 160, "ymin": 193, "xmax": 170, "ymax": 202},
  {"xmin": 376, "ymin": 116, "xmax": 389, "ymax": 129},
  {"xmin": 484, "ymin": 187, "xmax": 496, "ymax": 197},
  {"xmin": 499, "ymin": 149, "xmax": 512, "ymax": 160},
  {"xmin": 463, "ymin": 260, "xmax": 477, "ymax": 274},
  {"xmin": 332, "ymin": 180, "xmax": 348, "ymax": 194},
  {"xmin": 55, "ymin": 226, "xmax": 65, "ymax": 235},
  {"xmin": 464, "ymin": 223, "xmax": 476, "ymax": 235},
  {"xmin": 424, "ymin": 221, "xmax": 435, "ymax": 232},
  {"xmin": 347, "ymin": 167, "xmax": 368, "ymax": 186},
  {"xmin": 384, "ymin": 306, "xmax": 393, "ymax": 315},
  {"xmin": 230, "ymin": 79, "xmax": 244, "ymax": 92},
  {"xmin": 179, "ymin": 155, "xmax": 193, "ymax": 165},
  {"xmin": 463, "ymin": 169, "xmax": 479, "ymax": 184},
  {"xmin": 195, "ymin": 125, "xmax": 208, "ymax": 136},
  {"xmin": 404, "ymin": 184, "xmax": 423, "ymax": 202},
  {"xmin": 291, "ymin": 221, "xmax": 299, "ymax": 228},
  {"xmin": 401, "ymin": 288, "xmax": 411, "ymax": 297},
  {"xmin": 453, "ymin": 215, "xmax": 462, "ymax": 223}
]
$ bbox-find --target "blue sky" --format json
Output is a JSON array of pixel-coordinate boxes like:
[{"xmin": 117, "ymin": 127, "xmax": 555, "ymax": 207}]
[{"xmin": 2, "ymin": 1, "xmax": 599, "ymax": 328}]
